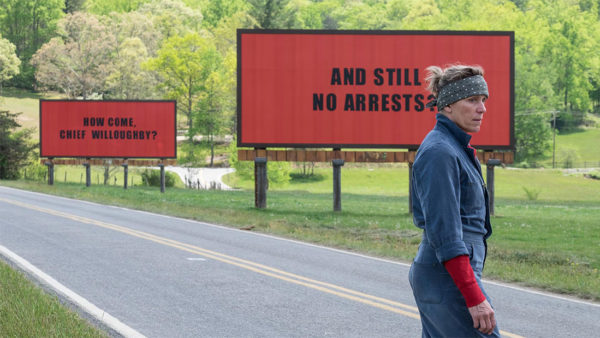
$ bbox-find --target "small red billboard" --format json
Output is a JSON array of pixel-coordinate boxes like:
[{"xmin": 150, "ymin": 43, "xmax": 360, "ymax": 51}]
[
  {"xmin": 40, "ymin": 100, "xmax": 177, "ymax": 158},
  {"xmin": 238, "ymin": 30, "xmax": 514, "ymax": 150}
]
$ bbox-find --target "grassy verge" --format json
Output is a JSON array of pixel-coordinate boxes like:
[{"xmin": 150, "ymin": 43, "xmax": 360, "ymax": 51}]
[
  {"xmin": 2, "ymin": 166, "xmax": 599, "ymax": 301},
  {"xmin": 0, "ymin": 259, "xmax": 106, "ymax": 337}
]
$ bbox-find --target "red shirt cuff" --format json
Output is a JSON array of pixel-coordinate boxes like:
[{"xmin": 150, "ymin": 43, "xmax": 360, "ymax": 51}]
[{"xmin": 443, "ymin": 255, "xmax": 486, "ymax": 307}]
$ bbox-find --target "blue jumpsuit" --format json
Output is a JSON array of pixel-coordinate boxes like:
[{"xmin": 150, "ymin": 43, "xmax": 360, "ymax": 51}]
[{"xmin": 409, "ymin": 114, "xmax": 500, "ymax": 337}]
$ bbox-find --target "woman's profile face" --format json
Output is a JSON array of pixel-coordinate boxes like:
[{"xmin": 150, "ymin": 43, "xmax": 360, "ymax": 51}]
[{"xmin": 442, "ymin": 95, "xmax": 487, "ymax": 133}]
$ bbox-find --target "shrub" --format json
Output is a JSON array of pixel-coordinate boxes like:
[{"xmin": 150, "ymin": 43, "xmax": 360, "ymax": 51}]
[
  {"xmin": 227, "ymin": 137, "xmax": 291, "ymax": 185},
  {"xmin": 522, "ymin": 186, "xmax": 541, "ymax": 200},
  {"xmin": 140, "ymin": 169, "xmax": 176, "ymax": 187},
  {"xmin": 586, "ymin": 171, "xmax": 600, "ymax": 180},
  {"xmin": 21, "ymin": 162, "xmax": 47, "ymax": 182}
]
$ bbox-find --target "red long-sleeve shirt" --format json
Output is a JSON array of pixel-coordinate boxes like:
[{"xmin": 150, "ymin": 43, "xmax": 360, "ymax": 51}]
[{"xmin": 444, "ymin": 255, "xmax": 486, "ymax": 307}]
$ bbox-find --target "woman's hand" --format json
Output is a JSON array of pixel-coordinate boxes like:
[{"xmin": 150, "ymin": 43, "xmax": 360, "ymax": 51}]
[{"xmin": 468, "ymin": 299, "xmax": 496, "ymax": 335}]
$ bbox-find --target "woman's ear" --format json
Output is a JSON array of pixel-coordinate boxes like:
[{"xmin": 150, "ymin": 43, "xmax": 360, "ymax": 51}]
[{"xmin": 442, "ymin": 105, "xmax": 452, "ymax": 113}]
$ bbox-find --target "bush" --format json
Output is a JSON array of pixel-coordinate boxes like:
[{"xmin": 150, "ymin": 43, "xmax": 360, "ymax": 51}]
[
  {"xmin": 522, "ymin": 186, "xmax": 541, "ymax": 200},
  {"xmin": 21, "ymin": 162, "xmax": 47, "ymax": 182},
  {"xmin": 586, "ymin": 171, "xmax": 600, "ymax": 180},
  {"xmin": 0, "ymin": 111, "xmax": 37, "ymax": 179},
  {"xmin": 290, "ymin": 172, "xmax": 326, "ymax": 182},
  {"xmin": 227, "ymin": 137, "xmax": 291, "ymax": 185},
  {"xmin": 140, "ymin": 169, "xmax": 176, "ymax": 187},
  {"xmin": 178, "ymin": 140, "xmax": 209, "ymax": 167}
]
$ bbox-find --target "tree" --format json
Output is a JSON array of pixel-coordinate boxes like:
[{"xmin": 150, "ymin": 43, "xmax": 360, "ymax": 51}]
[
  {"xmin": 212, "ymin": 11, "xmax": 256, "ymax": 134},
  {"xmin": 395, "ymin": 0, "xmax": 441, "ymax": 29},
  {"xmin": 0, "ymin": 35, "xmax": 20, "ymax": 95},
  {"xmin": 64, "ymin": 0, "xmax": 86, "ymax": 13},
  {"xmin": 31, "ymin": 12, "xmax": 116, "ymax": 98},
  {"xmin": 247, "ymin": 0, "xmax": 298, "ymax": 28},
  {"xmin": 104, "ymin": 11, "xmax": 162, "ymax": 56},
  {"xmin": 330, "ymin": 0, "xmax": 390, "ymax": 29},
  {"xmin": 514, "ymin": 112, "xmax": 553, "ymax": 163},
  {"xmin": 0, "ymin": 0, "xmax": 64, "ymax": 88},
  {"xmin": 85, "ymin": 0, "xmax": 151, "ymax": 15},
  {"xmin": 536, "ymin": 0, "xmax": 600, "ymax": 116},
  {"xmin": 104, "ymin": 37, "xmax": 158, "ymax": 99},
  {"xmin": 0, "ymin": 111, "xmax": 36, "ymax": 179},
  {"xmin": 137, "ymin": 0, "xmax": 203, "ymax": 39},
  {"xmin": 193, "ymin": 50, "xmax": 228, "ymax": 167},
  {"xmin": 100, "ymin": 10, "xmax": 162, "ymax": 99},
  {"xmin": 196, "ymin": 0, "xmax": 248, "ymax": 28},
  {"xmin": 144, "ymin": 32, "xmax": 218, "ymax": 130}
]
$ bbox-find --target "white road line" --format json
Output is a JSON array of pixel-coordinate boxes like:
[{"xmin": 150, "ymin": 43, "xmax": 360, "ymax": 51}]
[{"xmin": 0, "ymin": 245, "xmax": 146, "ymax": 338}]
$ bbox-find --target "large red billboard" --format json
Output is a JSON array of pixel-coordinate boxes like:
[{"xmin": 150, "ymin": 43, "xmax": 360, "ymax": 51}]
[
  {"xmin": 40, "ymin": 100, "xmax": 177, "ymax": 158},
  {"xmin": 238, "ymin": 30, "xmax": 514, "ymax": 150}
]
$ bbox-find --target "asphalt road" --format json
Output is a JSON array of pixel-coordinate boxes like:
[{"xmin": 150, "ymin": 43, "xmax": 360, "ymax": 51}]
[{"xmin": 1, "ymin": 186, "xmax": 598, "ymax": 337}]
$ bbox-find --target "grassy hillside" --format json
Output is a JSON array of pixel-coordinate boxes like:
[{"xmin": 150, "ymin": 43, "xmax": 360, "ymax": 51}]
[
  {"xmin": 552, "ymin": 127, "xmax": 600, "ymax": 165},
  {"xmin": 0, "ymin": 88, "xmax": 63, "ymax": 136},
  {"xmin": 535, "ymin": 113, "xmax": 600, "ymax": 167}
]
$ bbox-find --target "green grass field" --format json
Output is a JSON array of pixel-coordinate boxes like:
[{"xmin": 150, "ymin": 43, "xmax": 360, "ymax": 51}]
[
  {"xmin": 552, "ymin": 128, "xmax": 600, "ymax": 165},
  {"xmin": 0, "ymin": 88, "xmax": 63, "ymax": 135}
]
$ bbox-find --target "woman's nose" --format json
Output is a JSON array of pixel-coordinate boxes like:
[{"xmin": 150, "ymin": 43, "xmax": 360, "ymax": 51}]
[{"xmin": 477, "ymin": 101, "xmax": 486, "ymax": 113}]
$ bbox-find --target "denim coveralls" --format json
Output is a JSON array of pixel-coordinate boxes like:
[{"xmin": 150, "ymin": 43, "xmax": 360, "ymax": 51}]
[{"xmin": 409, "ymin": 114, "xmax": 500, "ymax": 337}]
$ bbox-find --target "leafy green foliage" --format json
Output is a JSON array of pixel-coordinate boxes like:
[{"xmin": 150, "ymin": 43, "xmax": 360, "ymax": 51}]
[
  {"xmin": 140, "ymin": 168, "xmax": 176, "ymax": 187},
  {"xmin": 144, "ymin": 32, "xmax": 218, "ymax": 127},
  {"xmin": 247, "ymin": 0, "xmax": 297, "ymax": 28},
  {"xmin": 104, "ymin": 37, "xmax": 158, "ymax": 99},
  {"xmin": 0, "ymin": 111, "xmax": 36, "ymax": 179},
  {"xmin": 0, "ymin": 0, "xmax": 64, "ymax": 88},
  {"xmin": 522, "ymin": 186, "xmax": 541, "ymax": 200},
  {"xmin": 514, "ymin": 112, "xmax": 553, "ymax": 162},
  {"xmin": 587, "ymin": 170, "xmax": 600, "ymax": 180},
  {"xmin": 85, "ymin": 0, "xmax": 151, "ymax": 15},
  {"xmin": 0, "ymin": 35, "xmax": 20, "ymax": 92},
  {"xmin": 22, "ymin": 162, "xmax": 47, "ymax": 182},
  {"xmin": 31, "ymin": 12, "xmax": 116, "ymax": 98}
]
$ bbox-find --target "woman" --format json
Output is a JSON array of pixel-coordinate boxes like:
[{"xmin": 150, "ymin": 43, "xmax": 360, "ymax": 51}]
[{"xmin": 409, "ymin": 64, "xmax": 500, "ymax": 337}]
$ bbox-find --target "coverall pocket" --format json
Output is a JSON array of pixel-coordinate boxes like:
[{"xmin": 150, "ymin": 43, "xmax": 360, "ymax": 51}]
[
  {"xmin": 460, "ymin": 180, "xmax": 485, "ymax": 215},
  {"xmin": 409, "ymin": 261, "xmax": 448, "ymax": 304},
  {"xmin": 466, "ymin": 241, "xmax": 486, "ymax": 276}
]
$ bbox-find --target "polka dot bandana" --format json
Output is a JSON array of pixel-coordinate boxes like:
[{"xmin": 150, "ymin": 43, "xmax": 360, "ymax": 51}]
[{"xmin": 425, "ymin": 75, "xmax": 489, "ymax": 111}]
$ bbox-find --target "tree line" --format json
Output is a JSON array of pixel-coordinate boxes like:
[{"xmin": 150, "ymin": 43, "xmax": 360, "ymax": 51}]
[{"xmin": 1, "ymin": 0, "xmax": 599, "ymax": 167}]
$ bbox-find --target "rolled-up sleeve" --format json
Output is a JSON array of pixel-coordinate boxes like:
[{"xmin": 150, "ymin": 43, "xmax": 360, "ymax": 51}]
[{"xmin": 413, "ymin": 144, "xmax": 468, "ymax": 263}]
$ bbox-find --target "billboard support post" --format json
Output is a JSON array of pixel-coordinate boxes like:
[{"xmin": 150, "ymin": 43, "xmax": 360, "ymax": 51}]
[
  {"xmin": 332, "ymin": 158, "xmax": 344, "ymax": 212},
  {"xmin": 158, "ymin": 162, "xmax": 165, "ymax": 193},
  {"xmin": 83, "ymin": 161, "xmax": 91, "ymax": 187},
  {"xmin": 44, "ymin": 159, "xmax": 54, "ymax": 185},
  {"xmin": 486, "ymin": 158, "xmax": 502, "ymax": 216},
  {"xmin": 408, "ymin": 162, "xmax": 413, "ymax": 214},
  {"xmin": 122, "ymin": 159, "xmax": 129, "ymax": 190},
  {"xmin": 254, "ymin": 157, "xmax": 267, "ymax": 209}
]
